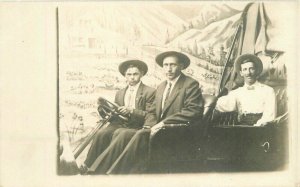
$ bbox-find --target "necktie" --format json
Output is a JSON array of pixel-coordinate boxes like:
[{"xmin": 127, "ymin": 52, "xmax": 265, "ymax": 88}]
[
  {"xmin": 127, "ymin": 88, "xmax": 134, "ymax": 108},
  {"xmin": 163, "ymin": 82, "xmax": 172, "ymax": 107}
]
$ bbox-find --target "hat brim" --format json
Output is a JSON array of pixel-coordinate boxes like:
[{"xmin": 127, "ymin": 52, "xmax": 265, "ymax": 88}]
[
  {"xmin": 155, "ymin": 51, "xmax": 190, "ymax": 69},
  {"xmin": 119, "ymin": 60, "xmax": 148, "ymax": 76},
  {"xmin": 235, "ymin": 54, "xmax": 263, "ymax": 76}
]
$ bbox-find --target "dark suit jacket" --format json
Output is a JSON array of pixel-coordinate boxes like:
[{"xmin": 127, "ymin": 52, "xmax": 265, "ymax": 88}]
[
  {"xmin": 144, "ymin": 74, "xmax": 203, "ymax": 127},
  {"xmin": 114, "ymin": 82, "xmax": 155, "ymax": 128}
]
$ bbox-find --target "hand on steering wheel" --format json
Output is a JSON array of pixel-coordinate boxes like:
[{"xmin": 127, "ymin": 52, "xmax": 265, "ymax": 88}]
[
  {"xmin": 97, "ymin": 97, "xmax": 129, "ymax": 122},
  {"xmin": 117, "ymin": 106, "xmax": 133, "ymax": 116}
]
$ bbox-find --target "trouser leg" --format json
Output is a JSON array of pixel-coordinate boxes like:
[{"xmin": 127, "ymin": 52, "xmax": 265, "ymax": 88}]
[
  {"xmin": 84, "ymin": 125, "xmax": 121, "ymax": 167},
  {"xmin": 88, "ymin": 128, "xmax": 137, "ymax": 174},
  {"xmin": 107, "ymin": 128, "xmax": 151, "ymax": 174}
]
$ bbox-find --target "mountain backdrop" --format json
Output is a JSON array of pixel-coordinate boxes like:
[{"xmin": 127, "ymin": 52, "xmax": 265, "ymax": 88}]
[{"xmin": 58, "ymin": 2, "xmax": 248, "ymax": 149}]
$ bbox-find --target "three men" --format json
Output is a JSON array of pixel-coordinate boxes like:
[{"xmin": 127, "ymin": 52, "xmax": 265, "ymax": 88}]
[
  {"xmin": 87, "ymin": 51, "xmax": 203, "ymax": 174},
  {"xmin": 216, "ymin": 54, "xmax": 276, "ymax": 126},
  {"xmin": 85, "ymin": 52, "xmax": 274, "ymax": 174},
  {"xmin": 82, "ymin": 60, "xmax": 155, "ymax": 172}
]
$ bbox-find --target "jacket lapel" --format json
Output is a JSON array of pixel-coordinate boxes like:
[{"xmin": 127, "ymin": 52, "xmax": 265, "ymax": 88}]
[
  {"xmin": 135, "ymin": 83, "xmax": 144, "ymax": 109},
  {"xmin": 156, "ymin": 81, "xmax": 167, "ymax": 120},
  {"xmin": 119, "ymin": 86, "xmax": 127, "ymax": 106},
  {"xmin": 161, "ymin": 74, "xmax": 185, "ymax": 115}
]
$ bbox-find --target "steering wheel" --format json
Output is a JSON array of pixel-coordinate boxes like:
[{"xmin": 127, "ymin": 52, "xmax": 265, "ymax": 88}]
[{"xmin": 97, "ymin": 97, "xmax": 129, "ymax": 122}]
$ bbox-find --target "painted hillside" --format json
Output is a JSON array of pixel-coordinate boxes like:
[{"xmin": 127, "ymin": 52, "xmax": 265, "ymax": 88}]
[{"xmin": 58, "ymin": 2, "xmax": 249, "ymax": 158}]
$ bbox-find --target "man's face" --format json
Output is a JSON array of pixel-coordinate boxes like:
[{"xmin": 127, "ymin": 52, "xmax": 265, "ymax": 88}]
[
  {"xmin": 162, "ymin": 56, "xmax": 183, "ymax": 81},
  {"xmin": 240, "ymin": 61, "xmax": 257, "ymax": 85},
  {"xmin": 125, "ymin": 67, "xmax": 143, "ymax": 86}
]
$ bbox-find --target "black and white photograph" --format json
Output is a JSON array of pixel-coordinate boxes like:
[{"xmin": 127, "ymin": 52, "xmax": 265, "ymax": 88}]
[{"xmin": 0, "ymin": 1, "xmax": 299, "ymax": 187}]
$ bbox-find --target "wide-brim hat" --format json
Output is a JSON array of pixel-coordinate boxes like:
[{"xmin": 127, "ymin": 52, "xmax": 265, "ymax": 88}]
[
  {"xmin": 155, "ymin": 51, "xmax": 190, "ymax": 69},
  {"xmin": 118, "ymin": 60, "xmax": 148, "ymax": 76},
  {"xmin": 235, "ymin": 54, "xmax": 263, "ymax": 76}
]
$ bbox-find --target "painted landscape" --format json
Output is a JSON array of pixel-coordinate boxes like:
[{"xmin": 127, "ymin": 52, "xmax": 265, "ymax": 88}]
[{"xmin": 58, "ymin": 2, "xmax": 251, "ymax": 160}]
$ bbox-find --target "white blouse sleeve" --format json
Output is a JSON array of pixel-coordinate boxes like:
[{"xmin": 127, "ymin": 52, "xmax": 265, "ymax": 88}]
[
  {"xmin": 215, "ymin": 90, "xmax": 238, "ymax": 112},
  {"xmin": 255, "ymin": 87, "xmax": 277, "ymax": 125}
]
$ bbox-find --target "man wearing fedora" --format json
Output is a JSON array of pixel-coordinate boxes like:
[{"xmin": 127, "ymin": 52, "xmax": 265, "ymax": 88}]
[
  {"xmin": 81, "ymin": 60, "xmax": 155, "ymax": 173},
  {"xmin": 87, "ymin": 51, "xmax": 203, "ymax": 174},
  {"xmin": 216, "ymin": 54, "xmax": 276, "ymax": 126}
]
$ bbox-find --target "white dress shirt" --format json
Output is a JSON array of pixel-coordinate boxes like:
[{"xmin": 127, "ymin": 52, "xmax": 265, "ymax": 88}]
[
  {"xmin": 161, "ymin": 74, "xmax": 181, "ymax": 109},
  {"xmin": 124, "ymin": 81, "xmax": 141, "ymax": 109},
  {"xmin": 215, "ymin": 81, "xmax": 276, "ymax": 126}
]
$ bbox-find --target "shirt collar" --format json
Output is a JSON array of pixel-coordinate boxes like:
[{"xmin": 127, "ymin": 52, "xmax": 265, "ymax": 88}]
[
  {"xmin": 167, "ymin": 74, "xmax": 181, "ymax": 86},
  {"xmin": 243, "ymin": 81, "xmax": 260, "ymax": 89},
  {"xmin": 128, "ymin": 81, "xmax": 141, "ymax": 90}
]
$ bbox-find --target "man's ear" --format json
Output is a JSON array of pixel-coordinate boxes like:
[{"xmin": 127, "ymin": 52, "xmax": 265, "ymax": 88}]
[{"xmin": 179, "ymin": 63, "xmax": 184, "ymax": 70}]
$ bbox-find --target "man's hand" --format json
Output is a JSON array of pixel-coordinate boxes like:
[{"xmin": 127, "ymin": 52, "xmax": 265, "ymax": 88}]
[
  {"xmin": 97, "ymin": 97, "xmax": 105, "ymax": 106},
  {"xmin": 261, "ymin": 122, "xmax": 274, "ymax": 127},
  {"xmin": 253, "ymin": 122, "xmax": 263, "ymax": 127},
  {"xmin": 254, "ymin": 121, "xmax": 273, "ymax": 127},
  {"xmin": 150, "ymin": 122, "xmax": 164, "ymax": 135},
  {"xmin": 97, "ymin": 101, "xmax": 107, "ymax": 119},
  {"xmin": 117, "ymin": 106, "xmax": 133, "ymax": 116},
  {"xmin": 97, "ymin": 98, "xmax": 104, "ymax": 111}
]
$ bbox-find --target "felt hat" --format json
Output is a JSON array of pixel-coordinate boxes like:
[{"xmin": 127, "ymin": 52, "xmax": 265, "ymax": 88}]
[
  {"xmin": 155, "ymin": 51, "xmax": 190, "ymax": 69},
  {"xmin": 235, "ymin": 54, "xmax": 263, "ymax": 75},
  {"xmin": 118, "ymin": 60, "xmax": 148, "ymax": 76}
]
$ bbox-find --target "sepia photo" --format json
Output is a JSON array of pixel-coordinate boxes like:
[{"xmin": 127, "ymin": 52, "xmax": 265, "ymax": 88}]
[
  {"xmin": 0, "ymin": 1, "xmax": 298, "ymax": 187},
  {"xmin": 58, "ymin": 1, "xmax": 290, "ymax": 175}
]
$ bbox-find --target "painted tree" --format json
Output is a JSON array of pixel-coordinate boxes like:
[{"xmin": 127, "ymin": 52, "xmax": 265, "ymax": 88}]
[
  {"xmin": 208, "ymin": 45, "xmax": 214, "ymax": 56},
  {"xmin": 193, "ymin": 40, "xmax": 198, "ymax": 56},
  {"xmin": 199, "ymin": 47, "xmax": 206, "ymax": 59},
  {"xmin": 219, "ymin": 44, "xmax": 227, "ymax": 65},
  {"xmin": 165, "ymin": 28, "xmax": 170, "ymax": 44},
  {"xmin": 189, "ymin": 21, "xmax": 194, "ymax": 29}
]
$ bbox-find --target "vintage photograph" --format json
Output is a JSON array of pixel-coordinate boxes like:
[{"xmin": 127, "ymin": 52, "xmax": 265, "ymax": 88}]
[{"xmin": 57, "ymin": 1, "xmax": 290, "ymax": 175}]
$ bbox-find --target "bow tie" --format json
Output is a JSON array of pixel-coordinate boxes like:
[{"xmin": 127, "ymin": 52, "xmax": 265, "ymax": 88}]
[{"xmin": 247, "ymin": 86, "xmax": 255, "ymax": 90}]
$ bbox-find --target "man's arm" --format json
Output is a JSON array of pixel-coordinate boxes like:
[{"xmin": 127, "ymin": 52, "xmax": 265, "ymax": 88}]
[
  {"xmin": 130, "ymin": 89, "xmax": 156, "ymax": 123},
  {"xmin": 215, "ymin": 90, "xmax": 238, "ymax": 112},
  {"xmin": 142, "ymin": 101, "xmax": 157, "ymax": 128}
]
